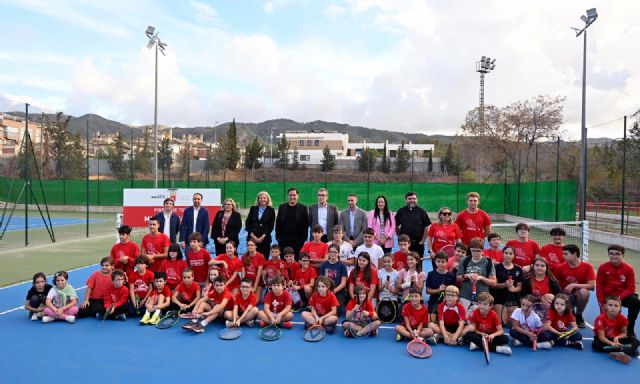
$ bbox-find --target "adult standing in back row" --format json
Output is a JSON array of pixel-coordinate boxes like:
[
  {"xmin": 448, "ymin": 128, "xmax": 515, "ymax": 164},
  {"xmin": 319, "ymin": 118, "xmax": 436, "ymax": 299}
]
[
  {"xmin": 308, "ymin": 188, "xmax": 339, "ymax": 243},
  {"xmin": 180, "ymin": 193, "xmax": 210, "ymax": 250},
  {"xmin": 339, "ymin": 193, "xmax": 368, "ymax": 249},
  {"xmin": 455, "ymin": 191, "xmax": 491, "ymax": 246},
  {"xmin": 395, "ymin": 191, "xmax": 431, "ymax": 258},
  {"xmin": 276, "ymin": 188, "xmax": 309, "ymax": 259}
]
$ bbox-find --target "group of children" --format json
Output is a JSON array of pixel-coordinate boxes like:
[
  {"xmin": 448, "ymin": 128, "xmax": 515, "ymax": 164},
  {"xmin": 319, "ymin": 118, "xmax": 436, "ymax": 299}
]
[{"xmin": 24, "ymin": 223, "xmax": 639, "ymax": 364}]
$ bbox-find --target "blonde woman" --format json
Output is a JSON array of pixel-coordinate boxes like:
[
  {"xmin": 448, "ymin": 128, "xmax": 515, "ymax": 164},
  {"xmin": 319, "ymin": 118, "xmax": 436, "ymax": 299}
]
[
  {"xmin": 212, "ymin": 198, "xmax": 242, "ymax": 256},
  {"xmin": 245, "ymin": 191, "xmax": 276, "ymax": 258}
]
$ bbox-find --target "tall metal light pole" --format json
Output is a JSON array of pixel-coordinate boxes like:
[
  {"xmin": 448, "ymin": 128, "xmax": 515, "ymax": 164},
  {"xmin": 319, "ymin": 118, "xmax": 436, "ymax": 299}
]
[
  {"xmin": 573, "ymin": 8, "xmax": 597, "ymax": 221},
  {"xmin": 476, "ymin": 56, "xmax": 495, "ymax": 181},
  {"xmin": 145, "ymin": 26, "xmax": 168, "ymax": 188},
  {"xmin": 270, "ymin": 127, "xmax": 275, "ymax": 164}
]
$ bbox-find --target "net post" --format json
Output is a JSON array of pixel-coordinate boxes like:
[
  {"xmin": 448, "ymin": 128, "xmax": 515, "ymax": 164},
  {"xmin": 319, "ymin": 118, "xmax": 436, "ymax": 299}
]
[
  {"xmin": 115, "ymin": 213, "xmax": 123, "ymax": 243},
  {"xmin": 582, "ymin": 220, "xmax": 589, "ymax": 262}
]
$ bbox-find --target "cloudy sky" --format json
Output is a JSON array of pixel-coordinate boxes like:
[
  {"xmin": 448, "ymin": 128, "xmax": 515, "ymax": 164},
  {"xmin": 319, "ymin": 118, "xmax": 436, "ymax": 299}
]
[{"xmin": 0, "ymin": 0, "xmax": 638, "ymax": 139}]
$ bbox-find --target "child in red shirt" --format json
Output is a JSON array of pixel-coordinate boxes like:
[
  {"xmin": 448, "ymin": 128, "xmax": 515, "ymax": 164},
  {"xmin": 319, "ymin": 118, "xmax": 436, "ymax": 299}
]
[
  {"xmin": 483, "ymin": 233, "xmax": 503, "ymax": 263},
  {"xmin": 241, "ymin": 239, "xmax": 266, "ymax": 301},
  {"xmin": 447, "ymin": 243, "xmax": 468, "ymax": 277},
  {"xmin": 258, "ymin": 276, "xmax": 293, "ymax": 328},
  {"xmin": 592, "ymin": 296, "xmax": 639, "ymax": 363},
  {"xmin": 342, "ymin": 284, "xmax": 381, "ymax": 337},
  {"xmin": 225, "ymin": 278, "xmax": 258, "ymax": 327},
  {"xmin": 505, "ymin": 223, "xmax": 541, "ymax": 274},
  {"xmin": 110, "ymin": 225, "xmax": 140, "ymax": 274},
  {"xmin": 542, "ymin": 293, "xmax": 583, "ymax": 349},
  {"xmin": 395, "ymin": 288, "xmax": 435, "ymax": 342},
  {"xmin": 262, "ymin": 245, "xmax": 288, "ymax": 294},
  {"xmin": 462, "ymin": 292, "xmax": 511, "ymax": 354},
  {"xmin": 540, "ymin": 227, "xmax": 566, "ymax": 271},
  {"xmin": 302, "ymin": 276, "xmax": 339, "ymax": 333},
  {"xmin": 99, "ymin": 269, "xmax": 129, "ymax": 321},
  {"xmin": 127, "ymin": 255, "xmax": 155, "ymax": 316},
  {"xmin": 392, "ymin": 235, "xmax": 411, "ymax": 271},
  {"xmin": 183, "ymin": 276, "xmax": 234, "ymax": 333},
  {"xmin": 209, "ymin": 241, "xmax": 242, "ymax": 295},
  {"xmin": 301, "ymin": 225, "xmax": 329, "ymax": 270},
  {"xmin": 293, "ymin": 252, "xmax": 317, "ymax": 305},
  {"xmin": 348, "ymin": 251, "xmax": 378, "ymax": 302},
  {"xmin": 140, "ymin": 272, "xmax": 171, "ymax": 325},
  {"xmin": 78, "ymin": 257, "xmax": 114, "ymax": 318},
  {"xmin": 171, "ymin": 268, "xmax": 201, "ymax": 312},
  {"xmin": 429, "ymin": 285, "xmax": 466, "ymax": 346},
  {"xmin": 164, "ymin": 243, "xmax": 188, "ymax": 290},
  {"xmin": 186, "ymin": 232, "xmax": 211, "ymax": 286},
  {"xmin": 140, "ymin": 217, "xmax": 170, "ymax": 273}
]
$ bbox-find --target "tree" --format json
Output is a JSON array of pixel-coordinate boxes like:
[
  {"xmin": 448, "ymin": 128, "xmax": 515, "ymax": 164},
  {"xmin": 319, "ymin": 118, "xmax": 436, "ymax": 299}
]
[
  {"xmin": 220, "ymin": 119, "xmax": 240, "ymax": 170},
  {"xmin": 321, "ymin": 145, "xmax": 335, "ymax": 172},
  {"xmin": 41, "ymin": 112, "xmax": 84, "ymax": 178},
  {"xmin": 158, "ymin": 137, "xmax": 173, "ymax": 175},
  {"xmin": 108, "ymin": 131, "xmax": 128, "ymax": 179},
  {"xmin": 244, "ymin": 137, "xmax": 264, "ymax": 169},
  {"xmin": 290, "ymin": 148, "xmax": 300, "ymax": 170},
  {"xmin": 358, "ymin": 147, "xmax": 376, "ymax": 172},
  {"xmin": 441, "ymin": 143, "xmax": 457, "ymax": 175},
  {"xmin": 395, "ymin": 142, "xmax": 411, "ymax": 173},
  {"xmin": 276, "ymin": 133, "xmax": 290, "ymax": 169},
  {"xmin": 379, "ymin": 142, "xmax": 391, "ymax": 173},
  {"xmin": 427, "ymin": 149, "xmax": 433, "ymax": 172},
  {"xmin": 134, "ymin": 126, "xmax": 152, "ymax": 175}
]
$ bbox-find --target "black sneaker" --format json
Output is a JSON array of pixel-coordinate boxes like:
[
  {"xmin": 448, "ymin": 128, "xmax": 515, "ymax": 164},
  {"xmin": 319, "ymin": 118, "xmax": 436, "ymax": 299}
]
[
  {"xmin": 575, "ymin": 313, "xmax": 586, "ymax": 329},
  {"xmin": 566, "ymin": 341, "xmax": 583, "ymax": 350}
]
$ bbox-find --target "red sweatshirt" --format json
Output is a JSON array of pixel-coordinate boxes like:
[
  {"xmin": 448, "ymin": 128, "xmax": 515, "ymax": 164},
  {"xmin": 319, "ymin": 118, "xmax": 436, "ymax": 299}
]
[
  {"xmin": 103, "ymin": 285, "xmax": 130, "ymax": 309},
  {"xmin": 596, "ymin": 261, "xmax": 636, "ymax": 305}
]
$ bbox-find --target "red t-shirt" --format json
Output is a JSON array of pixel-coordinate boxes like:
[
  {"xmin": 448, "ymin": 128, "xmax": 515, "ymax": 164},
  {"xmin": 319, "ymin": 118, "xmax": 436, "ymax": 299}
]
[
  {"xmin": 349, "ymin": 268, "xmax": 379, "ymax": 293},
  {"xmin": 264, "ymin": 290, "xmax": 292, "ymax": 314},
  {"xmin": 234, "ymin": 292, "xmax": 257, "ymax": 313},
  {"xmin": 127, "ymin": 269, "xmax": 155, "ymax": 299},
  {"xmin": 594, "ymin": 313, "xmax": 628, "ymax": 339},
  {"xmin": 147, "ymin": 285, "xmax": 172, "ymax": 304},
  {"xmin": 483, "ymin": 248, "xmax": 503, "ymax": 263},
  {"xmin": 505, "ymin": 239, "xmax": 540, "ymax": 267},
  {"xmin": 402, "ymin": 303, "xmax": 429, "ymax": 328},
  {"xmin": 446, "ymin": 256, "xmax": 460, "ymax": 273},
  {"xmin": 554, "ymin": 261, "xmax": 596, "ymax": 290},
  {"xmin": 346, "ymin": 298, "xmax": 375, "ymax": 314},
  {"xmin": 175, "ymin": 281, "xmax": 199, "ymax": 303},
  {"xmin": 437, "ymin": 302, "xmax": 467, "ymax": 325},
  {"xmin": 309, "ymin": 292, "xmax": 339, "ymax": 316},
  {"xmin": 455, "ymin": 209, "xmax": 491, "ymax": 245},
  {"xmin": 207, "ymin": 287, "xmax": 235, "ymax": 310},
  {"xmin": 530, "ymin": 275, "xmax": 551, "ymax": 299},
  {"xmin": 596, "ymin": 262, "xmax": 636, "ymax": 305},
  {"xmin": 548, "ymin": 310, "xmax": 575, "ymax": 332},
  {"xmin": 103, "ymin": 284, "xmax": 129, "ymax": 309},
  {"xmin": 215, "ymin": 254, "xmax": 242, "ymax": 290},
  {"xmin": 301, "ymin": 241, "xmax": 329, "ymax": 264},
  {"xmin": 110, "ymin": 241, "xmax": 140, "ymax": 274},
  {"xmin": 186, "ymin": 248, "xmax": 211, "ymax": 283},
  {"xmin": 540, "ymin": 244, "xmax": 565, "ymax": 271},
  {"xmin": 392, "ymin": 251, "xmax": 408, "ymax": 271},
  {"xmin": 141, "ymin": 233, "xmax": 171, "ymax": 273},
  {"xmin": 163, "ymin": 259, "xmax": 188, "ymax": 290},
  {"xmin": 294, "ymin": 267, "xmax": 317, "ymax": 286},
  {"xmin": 86, "ymin": 271, "xmax": 113, "ymax": 300},
  {"xmin": 469, "ymin": 309, "xmax": 501, "ymax": 334},
  {"xmin": 284, "ymin": 261, "xmax": 301, "ymax": 282},
  {"xmin": 240, "ymin": 252, "xmax": 266, "ymax": 283},
  {"xmin": 263, "ymin": 259, "xmax": 288, "ymax": 285},
  {"xmin": 428, "ymin": 223, "xmax": 461, "ymax": 253}
]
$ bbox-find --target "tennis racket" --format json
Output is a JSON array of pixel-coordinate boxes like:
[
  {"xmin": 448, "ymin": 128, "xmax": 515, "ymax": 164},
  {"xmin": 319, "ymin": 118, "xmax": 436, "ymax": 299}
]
[
  {"xmin": 179, "ymin": 312, "xmax": 199, "ymax": 319},
  {"xmin": 407, "ymin": 337, "xmax": 432, "ymax": 358},
  {"xmin": 101, "ymin": 304, "xmax": 115, "ymax": 324},
  {"xmin": 135, "ymin": 295, "xmax": 141, "ymax": 315},
  {"xmin": 440, "ymin": 244, "xmax": 455, "ymax": 259},
  {"xmin": 532, "ymin": 328, "xmax": 543, "ymax": 351},
  {"xmin": 156, "ymin": 310, "xmax": 182, "ymax": 329},
  {"xmin": 289, "ymin": 287, "xmax": 303, "ymax": 312},
  {"xmin": 603, "ymin": 344, "xmax": 632, "ymax": 352},
  {"xmin": 259, "ymin": 324, "xmax": 282, "ymax": 341},
  {"xmin": 532, "ymin": 302, "xmax": 548, "ymax": 323},
  {"xmin": 482, "ymin": 335, "xmax": 490, "ymax": 365},
  {"xmin": 468, "ymin": 280, "xmax": 478, "ymax": 315},
  {"xmin": 349, "ymin": 306, "xmax": 372, "ymax": 338},
  {"xmin": 557, "ymin": 328, "xmax": 577, "ymax": 341},
  {"xmin": 219, "ymin": 326, "xmax": 242, "ymax": 340},
  {"xmin": 304, "ymin": 324, "xmax": 326, "ymax": 342},
  {"xmin": 263, "ymin": 266, "xmax": 278, "ymax": 290},
  {"xmin": 376, "ymin": 297, "xmax": 397, "ymax": 324}
]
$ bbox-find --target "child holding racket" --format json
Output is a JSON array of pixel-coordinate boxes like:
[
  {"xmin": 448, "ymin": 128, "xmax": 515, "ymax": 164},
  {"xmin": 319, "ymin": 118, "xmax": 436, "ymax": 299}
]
[
  {"xmin": 99, "ymin": 269, "xmax": 129, "ymax": 321},
  {"xmin": 225, "ymin": 278, "xmax": 258, "ymax": 328},
  {"xmin": 456, "ymin": 237, "xmax": 496, "ymax": 311},
  {"xmin": 592, "ymin": 296, "xmax": 639, "ymax": 363},
  {"xmin": 425, "ymin": 251, "xmax": 456, "ymax": 322},
  {"xmin": 490, "ymin": 245, "xmax": 523, "ymax": 325},
  {"xmin": 140, "ymin": 272, "xmax": 171, "ymax": 325},
  {"xmin": 184, "ymin": 276, "xmax": 234, "ymax": 333},
  {"xmin": 127, "ymin": 255, "xmax": 155, "ymax": 316},
  {"xmin": 303, "ymin": 276, "xmax": 339, "ymax": 333},
  {"xmin": 185, "ymin": 232, "xmax": 211, "ymax": 286},
  {"xmin": 509, "ymin": 294, "xmax": 553, "ymax": 349},
  {"xmin": 543, "ymin": 293, "xmax": 583, "ymax": 349},
  {"xmin": 343, "ymin": 284, "xmax": 381, "ymax": 337},
  {"xmin": 463, "ymin": 292, "xmax": 511, "ymax": 355},
  {"xmin": 258, "ymin": 276, "xmax": 294, "ymax": 328},
  {"xmin": 261, "ymin": 245, "xmax": 288, "ymax": 296},
  {"xmin": 164, "ymin": 244, "xmax": 187, "ymax": 290},
  {"xmin": 41, "ymin": 271, "xmax": 78, "ymax": 324},
  {"xmin": 378, "ymin": 254, "xmax": 399, "ymax": 318},
  {"xmin": 293, "ymin": 253, "xmax": 317, "ymax": 305},
  {"xmin": 397, "ymin": 252, "xmax": 427, "ymax": 301},
  {"xmin": 429, "ymin": 285, "xmax": 466, "ymax": 345},
  {"xmin": 283, "ymin": 247, "xmax": 301, "ymax": 282},
  {"xmin": 241, "ymin": 239, "xmax": 266, "ymax": 300},
  {"xmin": 348, "ymin": 251, "xmax": 378, "ymax": 303},
  {"xmin": 78, "ymin": 257, "xmax": 114, "ymax": 319},
  {"xmin": 24, "ymin": 272, "xmax": 52, "ymax": 321},
  {"xmin": 395, "ymin": 288, "xmax": 435, "ymax": 342},
  {"xmin": 209, "ymin": 241, "xmax": 242, "ymax": 295},
  {"xmin": 171, "ymin": 268, "xmax": 201, "ymax": 312}
]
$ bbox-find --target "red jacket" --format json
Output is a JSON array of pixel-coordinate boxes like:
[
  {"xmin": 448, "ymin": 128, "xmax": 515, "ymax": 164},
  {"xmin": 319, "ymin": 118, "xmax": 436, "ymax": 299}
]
[
  {"xmin": 596, "ymin": 261, "xmax": 636, "ymax": 305},
  {"xmin": 104, "ymin": 285, "xmax": 130, "ymax": 309}
]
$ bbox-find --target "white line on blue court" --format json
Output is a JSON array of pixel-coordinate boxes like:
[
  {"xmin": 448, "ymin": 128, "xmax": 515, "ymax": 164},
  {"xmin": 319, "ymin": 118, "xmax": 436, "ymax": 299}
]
[{"xmin": 0, "ymin": 285, "xmax": 87, "ymax": 315}]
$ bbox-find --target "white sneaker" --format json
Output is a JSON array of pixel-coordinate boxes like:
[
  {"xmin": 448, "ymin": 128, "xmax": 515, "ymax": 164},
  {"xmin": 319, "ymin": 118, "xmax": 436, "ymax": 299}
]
[
  {"xmin": 496, "ymin": 345, "xmax": 512, "ymax": 355},
  {"xmin": 42, "ymin": 316, "xmax": 54, "ymax": 323},
  {"xmin": 537, "ymin": 341, "xmax": 552, "ymax": 350},
  {"xmin": 31, "ymin": 313, "xmax": 38, "ymax": 321},
  {"xmin": 470, "ymin": 343, "xmax": 479, "ymax": 351},
  {"xmin": 225, "ymin": 320, "xmax": 233, "ymax": 328},
  {"xmin": 512, "ymin": 339, "xmax": 522, "ymax": 347},
  {"xmin": 65, "ymin": 315, "xmax": 76, "ymax": 324},
  {"xmin": 247, "ymin": 320, "xmax": 255, "ymax": 328}
]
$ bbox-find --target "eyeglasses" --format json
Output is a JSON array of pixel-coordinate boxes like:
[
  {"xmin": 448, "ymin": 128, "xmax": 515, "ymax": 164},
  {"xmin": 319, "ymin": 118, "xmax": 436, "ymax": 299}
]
[
  {"xmin": 445, "ymin": 293, "xmax": 458, "ymax": 297},
  {"xmin": 440, "ymin": 212, "xmax": 451, "ymax": 216}
]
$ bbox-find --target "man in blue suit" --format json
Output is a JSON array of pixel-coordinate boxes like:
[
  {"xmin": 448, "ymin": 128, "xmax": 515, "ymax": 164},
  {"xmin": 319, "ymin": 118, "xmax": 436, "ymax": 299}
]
[
  {"xmin": 154, "ymin": 198, "xmax": 181, "ymax": 244},
  {"xmin": 180, "ymin": 193, "xmax": 210, "ymax": 249}
]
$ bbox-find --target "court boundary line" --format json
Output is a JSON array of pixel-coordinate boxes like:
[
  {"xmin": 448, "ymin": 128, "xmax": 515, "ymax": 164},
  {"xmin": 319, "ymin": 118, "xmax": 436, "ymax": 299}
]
[
  {"xmin": 0, "ymin": 263, "xmax": 99, "ymax": 290},
  {"xmin": 0, "ymin": 285, "xmax": 87, "ymax": 315}
]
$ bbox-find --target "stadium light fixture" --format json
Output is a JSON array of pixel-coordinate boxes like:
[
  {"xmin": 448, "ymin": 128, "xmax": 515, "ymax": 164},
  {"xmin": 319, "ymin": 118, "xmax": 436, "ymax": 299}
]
[
  {"xmin": 145, "ymin": 25, "xmax": 168, "ymax": 188},
  {"xmin": 476, "ymin": 55, "xmax": 496, "ymax": 134}
]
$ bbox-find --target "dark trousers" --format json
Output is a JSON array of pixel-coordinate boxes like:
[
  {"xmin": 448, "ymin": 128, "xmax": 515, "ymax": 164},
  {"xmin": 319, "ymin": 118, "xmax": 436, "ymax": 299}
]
[
  {"xmin": 95, "ymin": 303, "xmax": 128, "ymax": 319},
  {"xmin": 279, "ymin": 238, "xmax": 304, "ymax": 260},
  {"xmin": 509, "ymin": 328, "xmax": 552, "ymax": 347},
  {"xmin": 544, "ymin": 330, "xmax": 582, "ymax": 346},
  {"xmin": 622, "ymin": 294, "xmax": 640, "ymax": 336},
  {"xmin": 77, "ymin": 299, "xmax": 105, "ymax": 318},
  {"xmin": 463, "ymin": 331, "xmax": 509, "ymax": 351},
  {"xmin": 409, "ymin": 241, "xmax": 425, "ymax": 259},
  {"xmin": 592, "ymin": 336, "xmax": 639, "ymax": 356},
  {"xmin": 256, "ymin": 241, "xmax": 271, "ymax": 260}
]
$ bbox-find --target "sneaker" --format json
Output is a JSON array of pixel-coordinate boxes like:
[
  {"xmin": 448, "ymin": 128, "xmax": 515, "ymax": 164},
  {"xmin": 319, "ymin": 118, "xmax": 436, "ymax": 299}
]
[
  {"xmin": 65, "ymin": 315, "xmax": 76, "ymax": 324},
  {"xmin": 537, "ymin": 341, "xmax": 553, "ymax": 350},
  {"xmin": 149, "ymin": 314, "xmax": 160, "ymax": 325},
  {"xmin": 433, "ymin": 334, "xmax": 443, "ymax": 344},
  {"xmin": 181, "ymin": 320, "xmax": 198, "ymax": 330},
  {"xmin": 31, "ymin": 313, "xmax": 38, "ymax": 321},
  {"xmin": 470, "ymin": 343, "xmax": 479, "ymax": 351},
  {"xmin": 140, "ymin": 313, "xmax": 151, "ymax": 325},
  {"xmin": 116, "ymin": 314, "xmax": 127, "ymax": 321},
  {"xmin": 282, "ymin": 321, "xmax": 293, "ymax": 329},
  {"xmin": 513, "ymin": 339, "xmax": 522, "ymax": 347},
  {"xmin": 610, "ymin": 352, "xmax": 632, "ymax": 364},
  {"xmin": 344, "ymin": 329, "xmax": 353, "ymax": 338},
  {"xmin": 566, "ymin": 341, "xmax": 583, "ymax": 350},
  {"xmin": 259, "ymin": 320, "xmax": 268, "ymax": 328},
  {"xmin": 496, "ymin": 345, "xmax": 512, "ymax": 355},
  {"xmin": 42, "ymin": 316, "xmax": 54, "ymax": 323},
  {"xmin": 192, "ymin": 322, "xmax": 206, "ymax": 333},
  {"xmin": 304, "ymin": 322, "xmax": 311, "ymax": 330},
  {"xmin": 457, "ymin": 337, "xmax": 465, "ymax": 346},
  {"xmin": 396, "ymin": 333, "xmax": 402, "ymax": 342},
  {"xmin": 225, "ymin": 320, "xmax": 233, "ymax": 328},
  {"xmin": 575, "ymin": 314, "xmax": 586, "ymax": 329},
  {"xmin": 247, "ymin": 320, "xmax": 255, "ymax": 328},
  {"xmin": 325, "ymin": 324, "xmax": 335, "ymax": 334},
  {"xmin": 426, "ymin": 336, "xmax": 438, "ymax": 345}
]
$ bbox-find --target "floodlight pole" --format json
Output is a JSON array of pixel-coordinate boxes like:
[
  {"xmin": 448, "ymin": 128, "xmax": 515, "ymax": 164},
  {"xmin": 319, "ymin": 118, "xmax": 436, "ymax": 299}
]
[{"xmin": 153, "ymin": 42, "xmax": 159, "ymax": 188}]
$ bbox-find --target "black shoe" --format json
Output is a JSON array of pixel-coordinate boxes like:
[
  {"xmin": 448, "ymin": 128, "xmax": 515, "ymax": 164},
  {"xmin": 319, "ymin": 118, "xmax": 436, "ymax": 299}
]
[{"xmin": 575, "ymin": 313, "xmax": 586, "ymax": 329}]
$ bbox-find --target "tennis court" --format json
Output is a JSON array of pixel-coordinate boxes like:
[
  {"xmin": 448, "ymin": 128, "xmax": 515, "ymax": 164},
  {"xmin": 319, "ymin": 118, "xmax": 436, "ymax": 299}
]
[{"xmin": 1, "ymin": 215, "xmax": 105, "ymax": 232}]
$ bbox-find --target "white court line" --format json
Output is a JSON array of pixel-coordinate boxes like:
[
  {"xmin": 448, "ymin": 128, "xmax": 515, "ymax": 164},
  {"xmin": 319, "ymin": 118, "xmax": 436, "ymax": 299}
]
[
  {"xmin": 0, "ymin": 264, "xmax": 99, "ymax": 290},
  {"xmin": 0, "ymin": 285, "xmax": 87, "ymax": 315}
]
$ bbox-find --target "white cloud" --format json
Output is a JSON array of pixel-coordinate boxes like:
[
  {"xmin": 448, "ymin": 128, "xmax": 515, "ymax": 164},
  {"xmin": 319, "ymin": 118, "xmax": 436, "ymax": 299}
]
[
  {"xmin": 190, "ymin": 1, "xmax": 218, "ymax": 23},
  {"xmin": 323, "ymin": 5, "xmax": 345, "ymax": 18},
  {"xmin": 263, "ymin": 1, "xmax": 274, "ymax": 14}
]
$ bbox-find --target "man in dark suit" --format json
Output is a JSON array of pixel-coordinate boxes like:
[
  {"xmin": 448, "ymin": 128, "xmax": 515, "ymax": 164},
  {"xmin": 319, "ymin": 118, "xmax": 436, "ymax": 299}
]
[
  {"xmin": 308, "ymin": 188, "xmax": 339, "ymax": 242},
  {"xmin": 395, "ymin": 191, "xmax": 431, "ymax": 258},
  {"xmin": 180, "ymin": 192, "xmax": 210, "ymax": 249},
  {"xmin": 276, "ymin": 187, "xmax": 308, "ymax": 259},
  {"xmin": 338, "ymin": 193, "xmax": 368, "ymax": 248},
  {"xmin": 154, "ymin": 197, "xmax": 180, "ymax": 244}
]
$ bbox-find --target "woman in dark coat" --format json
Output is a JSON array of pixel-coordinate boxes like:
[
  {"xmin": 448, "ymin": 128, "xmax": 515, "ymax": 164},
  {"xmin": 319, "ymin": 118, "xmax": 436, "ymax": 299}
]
[{"xmin": 245, "ymin": 191, "xmax": 276, "ymax": 258}]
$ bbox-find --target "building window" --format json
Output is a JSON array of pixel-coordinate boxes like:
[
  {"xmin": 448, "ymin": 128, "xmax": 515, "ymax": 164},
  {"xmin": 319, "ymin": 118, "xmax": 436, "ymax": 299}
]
[
  {"xmin": 307, "ymin": 140, "xmax": 312, "ymax": 146},
  {"xmin": 300, "ymin": 155, "xmax": 310, "ymax": 161},
  {"xmin": 299, "ymin": 140, "xmax": 304, "ymax": 146},
  {"xmin": 390, "ymin": 150, "xmax": 397, "ymax": 158},
  {"xmin": 315, "ymin": 140, "xmax": 320, "ymax": 147}
]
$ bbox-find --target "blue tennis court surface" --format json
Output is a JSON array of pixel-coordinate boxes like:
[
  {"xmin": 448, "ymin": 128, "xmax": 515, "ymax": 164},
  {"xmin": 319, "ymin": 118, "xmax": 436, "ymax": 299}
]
[
  {"xmin": 0, "ymin": 260, "xmax": 638, "ymax": 383},
  {"xmin": 0, "ymin": 216, "xmax": 104, "ymax": 231}
]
